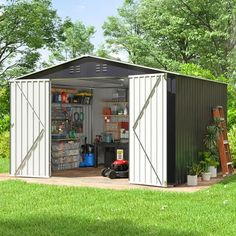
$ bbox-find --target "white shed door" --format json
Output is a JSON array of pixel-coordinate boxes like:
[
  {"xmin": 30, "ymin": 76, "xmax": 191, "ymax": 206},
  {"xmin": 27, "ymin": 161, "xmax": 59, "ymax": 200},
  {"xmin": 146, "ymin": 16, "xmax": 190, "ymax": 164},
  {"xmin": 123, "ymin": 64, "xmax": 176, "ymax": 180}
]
[
  {"xmin": 10, "ymin": 79, "xmax": 50, "ymax": 177},
  {"xmin": 129, "ymin": 74, "xmax": 167, "ymax": 187}
]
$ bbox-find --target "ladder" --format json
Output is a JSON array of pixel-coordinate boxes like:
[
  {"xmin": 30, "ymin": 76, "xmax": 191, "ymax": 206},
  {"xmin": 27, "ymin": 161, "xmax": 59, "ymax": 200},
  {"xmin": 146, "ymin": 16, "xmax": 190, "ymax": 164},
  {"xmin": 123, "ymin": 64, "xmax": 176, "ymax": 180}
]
[{"xmin": 212, "ymin": 106, "xmax": 234, "ymax": 176}]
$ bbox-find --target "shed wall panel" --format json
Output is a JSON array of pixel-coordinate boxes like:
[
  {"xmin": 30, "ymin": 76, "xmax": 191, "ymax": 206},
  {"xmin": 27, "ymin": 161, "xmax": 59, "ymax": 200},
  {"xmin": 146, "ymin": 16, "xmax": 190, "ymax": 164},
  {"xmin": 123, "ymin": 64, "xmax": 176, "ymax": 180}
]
[{"xmin": 175, "ymin": 76, "xmax": 227, "ymax": 184}]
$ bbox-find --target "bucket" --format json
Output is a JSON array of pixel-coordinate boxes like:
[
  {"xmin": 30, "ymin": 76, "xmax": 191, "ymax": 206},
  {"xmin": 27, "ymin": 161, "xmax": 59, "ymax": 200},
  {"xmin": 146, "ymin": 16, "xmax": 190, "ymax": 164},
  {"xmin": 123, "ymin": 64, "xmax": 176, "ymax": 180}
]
[
  {"xmin": 79, "ymin": 161, "xmax": 86, "ymax": 167},
  {"xmin": 85, "ymin": 153, "xmax": 95, "ymax": 167}
]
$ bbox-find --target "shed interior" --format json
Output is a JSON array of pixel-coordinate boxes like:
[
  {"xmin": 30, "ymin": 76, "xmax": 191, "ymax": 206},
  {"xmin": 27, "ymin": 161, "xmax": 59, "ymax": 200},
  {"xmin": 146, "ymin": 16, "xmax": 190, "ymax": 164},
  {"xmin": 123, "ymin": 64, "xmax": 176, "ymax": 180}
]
[{"xmin": 51, "ymin": 76, "xmax": 130, "ymax": 178}]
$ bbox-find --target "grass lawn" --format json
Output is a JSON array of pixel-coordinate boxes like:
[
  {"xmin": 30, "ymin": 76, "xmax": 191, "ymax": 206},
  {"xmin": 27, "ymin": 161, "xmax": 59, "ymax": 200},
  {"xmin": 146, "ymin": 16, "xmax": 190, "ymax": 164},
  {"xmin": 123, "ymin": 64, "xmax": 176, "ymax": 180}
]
[
  {"xmin": 0, "ymin": 176, "xmax": 236, "ymax": 236},
  {"xmin": 0, "ymin": 158, "xmax": 9, "ymax": 173}
]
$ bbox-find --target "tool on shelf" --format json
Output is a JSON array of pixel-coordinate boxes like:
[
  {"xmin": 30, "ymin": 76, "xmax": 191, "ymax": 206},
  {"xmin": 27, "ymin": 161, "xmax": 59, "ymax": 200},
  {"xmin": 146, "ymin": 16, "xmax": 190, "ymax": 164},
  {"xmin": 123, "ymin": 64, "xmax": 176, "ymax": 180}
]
[{"xmin": 212, "ymin": 106, "xmax": 234, "ymax": 176}]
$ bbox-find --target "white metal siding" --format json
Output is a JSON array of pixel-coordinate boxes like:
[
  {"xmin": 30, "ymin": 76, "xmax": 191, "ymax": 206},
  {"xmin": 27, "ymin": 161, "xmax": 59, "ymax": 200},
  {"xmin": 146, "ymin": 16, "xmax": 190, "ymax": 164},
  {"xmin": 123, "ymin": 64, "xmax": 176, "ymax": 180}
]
[
  {"xmin": 129, "ymin": 74, "xmax": 167, "ymax": 187},
  {"xmin": 10, "ymin": 79, "xmax": 50, "ymax": 177}
]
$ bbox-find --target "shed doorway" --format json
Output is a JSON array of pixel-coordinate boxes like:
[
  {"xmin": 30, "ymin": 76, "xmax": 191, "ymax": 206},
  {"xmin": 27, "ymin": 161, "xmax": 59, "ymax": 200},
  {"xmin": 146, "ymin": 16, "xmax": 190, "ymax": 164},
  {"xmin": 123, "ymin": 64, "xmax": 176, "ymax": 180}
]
[
  {"xmin": 50, "ymin": 73, "xmax": 167, "ymax": 187},
  {"xmin": 50, "ymin": 76, "xmax": 130, "ymax": 180}
]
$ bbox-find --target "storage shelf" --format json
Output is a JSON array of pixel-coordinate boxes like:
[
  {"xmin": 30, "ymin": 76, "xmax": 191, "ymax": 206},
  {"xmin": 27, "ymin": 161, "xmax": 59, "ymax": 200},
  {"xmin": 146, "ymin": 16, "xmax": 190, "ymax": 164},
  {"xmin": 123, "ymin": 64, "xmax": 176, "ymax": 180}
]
[
  {"xmin": 103, "ymin": 114, "xmax": 128, "ymax": 117},
  {"xmin": 52, "ymin": 118, "xmax": 68, "ymax": 120},
  {"xmin": 103, "ymin": 101, "xmax": 128, "ymax": 104},
  {"xmin": 105, "ymin": 130, "xmax": 120, "ymax": 132},
  {"xmin": 52, "ymin": 103, "xmax": 88, "ymax": 107},
  {"xmin": 51, "ymin": 138, "xmax": 79, "ymax": 142}
]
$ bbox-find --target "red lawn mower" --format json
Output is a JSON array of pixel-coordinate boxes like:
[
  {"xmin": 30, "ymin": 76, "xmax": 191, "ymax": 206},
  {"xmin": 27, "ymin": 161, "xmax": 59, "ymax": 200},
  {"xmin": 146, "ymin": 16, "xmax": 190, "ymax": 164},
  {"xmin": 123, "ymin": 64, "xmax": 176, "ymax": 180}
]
[{"xmin": 101, "ymin": 160, "xmax": 129, "ymax": 179}]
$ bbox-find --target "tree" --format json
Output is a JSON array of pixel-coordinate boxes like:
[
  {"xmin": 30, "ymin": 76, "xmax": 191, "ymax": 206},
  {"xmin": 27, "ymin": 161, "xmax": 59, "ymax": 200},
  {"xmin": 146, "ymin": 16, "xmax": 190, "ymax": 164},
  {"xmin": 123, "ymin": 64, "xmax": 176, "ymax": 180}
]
[
  {"xmin": 47, "ymin": 19, "xmax": 95, "ymax": 64},
  {"xmin": 0, "ymin": 0, "xmax": 60, "ymax": 80},
  {"xmin": 103, "ymin": 0, "xmax": 236, "ymax": 76},
  {"xmin": 102, "ymin": 0, "xmax": 161, "ymax": 66},
  {"xmin": 180, "ymin": 63, "xmax": 236, "ymax": 129}
]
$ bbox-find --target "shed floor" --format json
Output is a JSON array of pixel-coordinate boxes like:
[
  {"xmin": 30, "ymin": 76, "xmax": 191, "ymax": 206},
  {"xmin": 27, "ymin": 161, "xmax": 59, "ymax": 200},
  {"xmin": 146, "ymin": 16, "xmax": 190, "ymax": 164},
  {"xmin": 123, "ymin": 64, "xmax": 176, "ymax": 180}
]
[
  {"xmin": 0, "ymin": 168, "xmax": 225, "ymax": 192},
  {"xmin": 52, "ymin": 167, "xmax": 104, "ymax": 177}
]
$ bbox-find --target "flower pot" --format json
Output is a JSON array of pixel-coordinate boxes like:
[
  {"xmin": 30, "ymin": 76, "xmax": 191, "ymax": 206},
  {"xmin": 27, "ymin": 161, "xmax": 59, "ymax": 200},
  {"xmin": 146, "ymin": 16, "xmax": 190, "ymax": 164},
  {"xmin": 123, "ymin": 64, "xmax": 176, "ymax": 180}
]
[
  {"xmin": 208, "ymin": 166, "xmax": 217, "ymax": 178},
  {"xmin": 202, "ymin": 172, "xmax": 211, "ymax": 181},
  {"xmin": 187, "ymin": 175, "xmax": 197, "ymax": 186},
  {"xmin": 197, "ymin": 176, "xmax": 202, "ymax": 182}
]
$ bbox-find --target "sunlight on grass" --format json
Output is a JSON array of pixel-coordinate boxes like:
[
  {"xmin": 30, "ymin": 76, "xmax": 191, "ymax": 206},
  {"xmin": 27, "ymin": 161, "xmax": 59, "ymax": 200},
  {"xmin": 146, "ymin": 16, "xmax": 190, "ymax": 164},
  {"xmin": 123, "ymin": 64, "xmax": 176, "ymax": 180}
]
[{"xmin": 0, "ymin": 175, "xmax": 236, "ymax": 236}]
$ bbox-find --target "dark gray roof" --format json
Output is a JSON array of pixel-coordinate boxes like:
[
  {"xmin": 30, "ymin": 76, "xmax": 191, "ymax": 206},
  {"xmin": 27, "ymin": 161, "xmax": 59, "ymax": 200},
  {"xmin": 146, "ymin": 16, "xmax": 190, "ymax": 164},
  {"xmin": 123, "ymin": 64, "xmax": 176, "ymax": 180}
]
[{"xmin": 15, "ymin": 55, "xmax": 226, "ymax": 85}]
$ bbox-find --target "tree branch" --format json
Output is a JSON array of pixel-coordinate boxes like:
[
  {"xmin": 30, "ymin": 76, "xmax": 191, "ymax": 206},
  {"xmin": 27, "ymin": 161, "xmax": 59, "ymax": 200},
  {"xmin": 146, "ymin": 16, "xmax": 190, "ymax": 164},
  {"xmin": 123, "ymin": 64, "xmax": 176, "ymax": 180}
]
[{"xmin": 0, "ymin": 62, "xmax": 18, "ymax": 76}]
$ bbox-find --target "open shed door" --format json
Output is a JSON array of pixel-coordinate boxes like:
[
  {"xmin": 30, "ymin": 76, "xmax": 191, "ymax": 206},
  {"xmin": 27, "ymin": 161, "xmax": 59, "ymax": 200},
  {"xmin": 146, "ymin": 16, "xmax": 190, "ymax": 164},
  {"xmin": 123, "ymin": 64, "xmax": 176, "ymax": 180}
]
[
  {"xmin": 10, "ymin": 79, "xmax": 51, "ymax": 177},
  {"xmin": 129, "ymin": 74, "xmax": 167, "ymax": 187}
]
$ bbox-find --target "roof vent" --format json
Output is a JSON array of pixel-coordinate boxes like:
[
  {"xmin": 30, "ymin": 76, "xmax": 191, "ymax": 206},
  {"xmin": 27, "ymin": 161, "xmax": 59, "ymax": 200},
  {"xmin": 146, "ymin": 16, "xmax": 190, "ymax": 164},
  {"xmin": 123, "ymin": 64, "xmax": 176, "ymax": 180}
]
[
  {"xmin": 76, "ymin": 65, "xmax": 80, "ymax": 73},
  {"xmin": 102, "ymin": 64, "xmax": 108, "ymax": 72},
  {"xmin": 96, "ymin": 64, "xmax": 101, "ymax": 72},
  {"xmin": 96, "ymin": 64, "xmax": 108, "ymax": 73},
  {"xmin": 69, "ymin": 65, "xmax": 80, "ymax": 74},
  {"xmin": 69, "ymin": 66, "xmax": 74, "ymax": 74}
]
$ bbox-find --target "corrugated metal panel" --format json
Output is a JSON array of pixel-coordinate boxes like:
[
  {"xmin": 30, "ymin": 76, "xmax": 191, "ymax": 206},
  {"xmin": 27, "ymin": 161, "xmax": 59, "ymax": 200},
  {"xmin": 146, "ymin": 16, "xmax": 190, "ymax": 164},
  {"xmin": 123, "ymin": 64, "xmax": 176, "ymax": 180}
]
[
  {"xmin": 167, "ymin": 76, "xmax": 176, "ymax": 184},
  {"xmin": 10, "ymin": 79, "xmax": 51, "ymax": 177},
  {"xmin": 175, "ymin": 76, "xmax": 227, "ymax": 184},
  {"xmin": 129, "ymin": 74, "xmax": 167, "ymax": 187}
]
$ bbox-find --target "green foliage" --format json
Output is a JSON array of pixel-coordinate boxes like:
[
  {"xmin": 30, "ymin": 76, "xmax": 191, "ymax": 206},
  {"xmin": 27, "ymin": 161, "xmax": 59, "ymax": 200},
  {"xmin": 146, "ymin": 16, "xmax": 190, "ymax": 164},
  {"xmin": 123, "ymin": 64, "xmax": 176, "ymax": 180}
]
[
  {"xmin": 0, "ymin": 86, "xmax": 10, "ymax": 134},
  {"xmin": 229, "ymin": 125, "xmax": 236, "ymax": 166},
  {"xmin": 199, "ymin": 152, "xmax": 212, "ymax": 172},
  {"xmin": 0, "ymin": 0, "xmax": 60, "ymax": 79},
  {"xmin": 180, "ymin": 64, "xmax": 236, "ymax": 129},
  {"xmin": 0, "ymin": 87, "xmax": 10, "ymax": 117},
  {"xmin": 47, "ymin": 19, "xmax": 95, "ymax": 64},
  {"xmin": 202, "ymin": 118, "xmax": 221, "ymax": 169},
  {"xmin": 140, "ymin": 0, "xmax": 236, "ymax": 75},
  {"xmin": 0, "ymin": 115, "xmax": 10, "ymax": 134},
  {"xmin": 103, "ymin": 0, "xmax": 236, "ymax": 76},
  {"xmin": 0, "ymin": 131, "xmax": 10, "ymax": 159},
  {"xmin": 180, "ymin": 63, "xmax": 216, "ymax": 81},
  {"xmin": 203, "ymin": 125, "xmax": 220, "ymax": 151},
  {"xmin": 225, "ymin": 81, "xmax": 236, "ymax": 129},
  {"xmin": 103, "ymin": 0, "xmax": 157, "ymax": 66},
  {"xmin": 96, "ymin": 44, "xmax": 113, "ymax": 59},
  {"xmin": 187, "ymin": 163, "xmax": 202, "ymax": 176}
]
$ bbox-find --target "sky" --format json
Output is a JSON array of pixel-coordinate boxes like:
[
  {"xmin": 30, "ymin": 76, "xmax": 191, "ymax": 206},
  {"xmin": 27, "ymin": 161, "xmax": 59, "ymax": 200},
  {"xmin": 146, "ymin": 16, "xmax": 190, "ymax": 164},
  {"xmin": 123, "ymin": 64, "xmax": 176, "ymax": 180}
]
[{"xmin": 51, "ymin": 0, "xmax": 123, "ymax": 49}]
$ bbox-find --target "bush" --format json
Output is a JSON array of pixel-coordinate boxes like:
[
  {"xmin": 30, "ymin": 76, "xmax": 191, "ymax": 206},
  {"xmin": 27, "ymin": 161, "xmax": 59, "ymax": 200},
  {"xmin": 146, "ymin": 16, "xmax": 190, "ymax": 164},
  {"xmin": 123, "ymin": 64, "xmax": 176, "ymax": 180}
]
[
  {"xmin": 180, "ymin": 63, "xmax": 236, "ymax": 129},
  {"xmin": 0, "ymin": 86, "xmax": 10, "ymax": 116},
  {"xmin": 0, "ymin": 131, "xmax": 10, "ymax": 159},
  {"xmin": 229, "ymin": 126, "xmax": 236, "ymax": 166},
  {"xmin": 0, "ymin": 114, "xmax": 10, "ymax": 134}
]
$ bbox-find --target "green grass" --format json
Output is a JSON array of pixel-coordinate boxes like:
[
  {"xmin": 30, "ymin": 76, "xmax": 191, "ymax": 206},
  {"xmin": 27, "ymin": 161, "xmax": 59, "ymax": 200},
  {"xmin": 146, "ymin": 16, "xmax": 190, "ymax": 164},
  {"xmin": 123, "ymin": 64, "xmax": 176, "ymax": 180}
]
[
  {"xmin": 0, "ymin": 158, "xmax": 9, "ymax": 173},
  {"xmin": 0, "ymin": 176, "xmax": 236, "ymax": 236}
]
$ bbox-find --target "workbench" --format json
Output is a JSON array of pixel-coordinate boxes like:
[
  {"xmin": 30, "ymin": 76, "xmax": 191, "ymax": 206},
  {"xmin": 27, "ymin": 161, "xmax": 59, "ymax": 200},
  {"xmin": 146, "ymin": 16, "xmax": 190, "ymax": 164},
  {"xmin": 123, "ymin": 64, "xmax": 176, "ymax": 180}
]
[{"xmin": 94, "ymin": 142, "xmax": 129, "ymax": 167}]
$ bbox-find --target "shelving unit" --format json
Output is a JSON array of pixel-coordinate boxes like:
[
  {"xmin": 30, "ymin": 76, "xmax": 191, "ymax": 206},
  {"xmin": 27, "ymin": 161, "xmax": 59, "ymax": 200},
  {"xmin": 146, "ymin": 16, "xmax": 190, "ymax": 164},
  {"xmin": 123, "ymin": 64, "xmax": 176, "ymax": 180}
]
[
  {"xmin": 103, "ymin": 101, "xmax": 128, "ymax": 104},
  {"xmin": 103, "ymin": 101, "xmax": 129, "ymax": 140},
  {"xmin": 51, "ymin": 138, "xmax": 79, "ymax": 142},
  {"xmin": 51, "ymin": 97, "xmax": 87, "ymax": 171},
  {"xmin": 102, "ymin": 114, "xmax": 128, "ymax": 117}
]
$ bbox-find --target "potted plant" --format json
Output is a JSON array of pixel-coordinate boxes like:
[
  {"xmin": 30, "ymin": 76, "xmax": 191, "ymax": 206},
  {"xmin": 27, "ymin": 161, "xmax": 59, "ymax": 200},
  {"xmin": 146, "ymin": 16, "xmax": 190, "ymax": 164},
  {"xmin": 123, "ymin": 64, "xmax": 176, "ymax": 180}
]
[
  {"xmin": 199, "ymin": 152, "xmax": 212, "ymax": 181},
  {"xmin": 187, "ymin": 163, "xmax": 202, "ymax": 186},
  {"xmin": 203, "ymin": 119, "xmax": 221, "ymax": 178},
  {"xmin": 208, "ymin": 150, "xmax": 219, "ymax": 177}
]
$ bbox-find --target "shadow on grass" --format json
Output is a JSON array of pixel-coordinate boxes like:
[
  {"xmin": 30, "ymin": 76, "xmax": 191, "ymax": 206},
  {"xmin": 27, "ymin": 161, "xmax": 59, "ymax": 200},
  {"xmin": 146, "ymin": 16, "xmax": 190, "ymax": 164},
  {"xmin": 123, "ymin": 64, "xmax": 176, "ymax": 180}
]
[{"xmin": 0, "ymin": 216, "xmax": 201, "ymax": 236}]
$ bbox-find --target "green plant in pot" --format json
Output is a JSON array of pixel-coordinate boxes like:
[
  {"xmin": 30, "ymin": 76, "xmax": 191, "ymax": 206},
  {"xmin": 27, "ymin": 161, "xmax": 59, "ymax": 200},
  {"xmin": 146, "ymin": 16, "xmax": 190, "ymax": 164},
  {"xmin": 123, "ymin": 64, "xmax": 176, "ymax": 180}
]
[
  {"xmin": 199, "ymin": 152, "xmax": 212, "ymax": 181},
  {"xmin": 203, "ymin": 119, "xmax": 221, "ymax": 177},
  {"xmin": 187, "ymin": 163, "xmax": 202, "ymax": 186}
]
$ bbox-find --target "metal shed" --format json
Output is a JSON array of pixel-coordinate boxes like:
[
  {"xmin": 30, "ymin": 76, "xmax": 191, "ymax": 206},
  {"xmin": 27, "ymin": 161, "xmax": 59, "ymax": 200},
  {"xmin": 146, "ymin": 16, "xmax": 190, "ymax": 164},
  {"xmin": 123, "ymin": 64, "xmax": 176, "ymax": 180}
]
[{"xmin": 10, "ymin": 55, "xmax": 227, "ymax": 186}]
